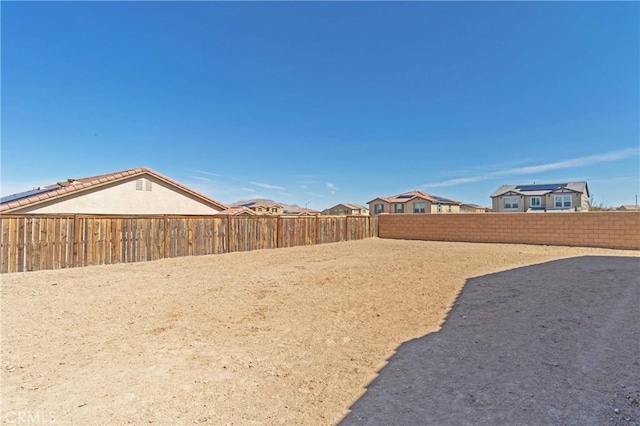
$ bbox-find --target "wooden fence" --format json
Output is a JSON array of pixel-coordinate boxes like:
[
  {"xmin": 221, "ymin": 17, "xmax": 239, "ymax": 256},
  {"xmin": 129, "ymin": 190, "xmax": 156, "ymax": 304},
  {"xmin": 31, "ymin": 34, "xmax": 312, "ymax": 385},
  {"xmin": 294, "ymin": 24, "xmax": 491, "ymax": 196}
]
[{"xmin": 0, "ymin": 215, "xmax": 378, "ymax": 273}]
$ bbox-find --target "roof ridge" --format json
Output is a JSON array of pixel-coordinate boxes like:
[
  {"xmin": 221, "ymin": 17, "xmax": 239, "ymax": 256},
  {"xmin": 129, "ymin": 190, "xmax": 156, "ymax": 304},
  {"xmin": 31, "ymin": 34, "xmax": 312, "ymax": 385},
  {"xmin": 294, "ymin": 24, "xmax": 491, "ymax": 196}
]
[{"xmin": 1, "ymin": 166, "xmax": 228, "ymax": 213}]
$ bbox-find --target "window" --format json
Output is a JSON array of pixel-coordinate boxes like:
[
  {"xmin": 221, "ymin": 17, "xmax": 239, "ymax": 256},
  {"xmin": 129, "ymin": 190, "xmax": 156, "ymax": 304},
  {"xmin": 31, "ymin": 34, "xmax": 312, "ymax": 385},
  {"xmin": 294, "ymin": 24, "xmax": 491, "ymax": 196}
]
[
  {"xmin": 271, "ymin": 207, "xmax": 278, "ymax": 213},
  {"xmin": 374, "ymin": 204, "xmax": 384, "ymax": 214},
  {"xmin": 554, "ymin": 195, "xmax": 572, "ymax": 208},
  {"xmin": 504, "ymin": 197, "xmax": 519, "ymax": 209},
  {"xmin": 145, "ymin": 180, "xmax": 152, "ymax": 191},
  {"xmin": 530, "ymin": 197, "xmax": 541, "ymax": 207},
  {"xmin": 413, "ymin": 202, "xmax": 426, "ymax": 213},
  {"xmin": 437, "ymin": 204, "xmax": 442, "ymax": 213},
  {"xmin": 448, "ymin": 205, "xmax": 452, "ymax": 213},
  {"xmin": 136, "ymin": 179, "xmax": 143, "ymax": 191},
  {"xmin": 394, "ymin": 203, "xmax": 404, "ymax": 213}
]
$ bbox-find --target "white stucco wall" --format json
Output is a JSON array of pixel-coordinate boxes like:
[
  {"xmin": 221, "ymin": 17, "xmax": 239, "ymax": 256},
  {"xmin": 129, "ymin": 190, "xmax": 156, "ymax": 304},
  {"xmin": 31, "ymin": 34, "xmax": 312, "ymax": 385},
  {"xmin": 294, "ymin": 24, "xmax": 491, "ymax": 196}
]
[{"xmin": 20, "ymin": 176, "xmax": 222, "ymax": 215}]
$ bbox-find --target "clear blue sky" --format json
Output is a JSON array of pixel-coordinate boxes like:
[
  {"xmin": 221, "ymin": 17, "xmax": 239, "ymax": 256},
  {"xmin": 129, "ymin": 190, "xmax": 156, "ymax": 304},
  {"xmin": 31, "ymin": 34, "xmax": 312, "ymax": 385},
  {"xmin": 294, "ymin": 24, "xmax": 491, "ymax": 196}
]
[{"xmin": 2, "ymin": 1, "xmax": 638, "ymax": 209}]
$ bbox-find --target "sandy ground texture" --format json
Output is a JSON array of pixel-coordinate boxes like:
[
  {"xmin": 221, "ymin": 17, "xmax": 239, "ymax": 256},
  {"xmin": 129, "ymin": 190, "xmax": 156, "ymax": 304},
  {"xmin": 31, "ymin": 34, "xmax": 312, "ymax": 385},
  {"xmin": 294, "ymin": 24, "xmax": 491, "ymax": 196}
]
[
  {"xmin": 1, "ymin": 238, "xmax": 638, "ymax": 425},
  {"xmin": 341, "ymin": 256, "xmax": 640, "ymax": 426}
]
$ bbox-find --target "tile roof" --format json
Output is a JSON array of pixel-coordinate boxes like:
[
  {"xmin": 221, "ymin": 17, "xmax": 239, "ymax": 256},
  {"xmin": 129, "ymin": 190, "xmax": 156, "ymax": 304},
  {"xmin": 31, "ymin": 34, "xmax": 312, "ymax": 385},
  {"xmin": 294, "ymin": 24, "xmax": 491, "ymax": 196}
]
[
  {"xmin": 617, "ymin": 205, "xmax": 640, "ymax": 211},
  {"xmin": 0, "ymin": 166, "xmax": 228, "ymax": 213},
  {"xmin": 368, "ymin": 190, "xmax": 460, "ymax": 205},
  {"xmin": 215, "ymin": 206, "xmax": 258, "ymax": 216},
  {"xmin": 283, "ymin": 207, "xmax": 320, "ymax": 215},
  {"xmin": 232, "ymin": 199, "xmax": 283, "ymax": 209},
  {"xmin": 251, "ymin": 202, "xmax": 283, "ymax": 209},
  {"xmin": 342, "ymin": 203, "xmax": 367, "ymax": 210},
  {"xmin": 324, "ymin": 203, "xmax": 368, "ymax": 211}
]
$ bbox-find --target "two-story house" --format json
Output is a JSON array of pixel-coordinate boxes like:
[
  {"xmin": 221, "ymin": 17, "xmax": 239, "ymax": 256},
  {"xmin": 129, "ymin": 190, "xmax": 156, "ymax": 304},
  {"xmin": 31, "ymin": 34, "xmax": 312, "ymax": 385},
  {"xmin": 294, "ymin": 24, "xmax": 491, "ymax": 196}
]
[
  {"xmin": 490, "ymin": 182, "xmax": 590, "ymax": 212},
  {"xmin": 321, "ymin": 203, "xmax": 369, "ymax": 216},
  {"xmin": 368, "ymin": 191, "xmax": 461, "ymax": 215},
  {"xmin": 232, "ymin": 200, "xmax": 284, "ymax": 215}
]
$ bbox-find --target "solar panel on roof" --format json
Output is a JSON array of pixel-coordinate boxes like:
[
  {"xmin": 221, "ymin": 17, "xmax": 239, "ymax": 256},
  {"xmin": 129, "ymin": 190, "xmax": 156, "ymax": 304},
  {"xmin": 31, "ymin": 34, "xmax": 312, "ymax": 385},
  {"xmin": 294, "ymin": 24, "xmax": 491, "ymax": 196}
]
[
  {"xmin": 515, "ymin": 183, "xmax": 567, "ymax": 192},
  {"xmin": 396, "ymin": 195, "xmax": 414, "ymax": 199},
  {"xmin": 431, "ymin": 195, "xmax": 456, "ymax": 203},
  {"xmin": 240, "ymin": 201, "xmax": 256, "ymax": 207},
  {"xmin": 0, "ymin": 187, "xmax": 57, "ymax": 204}
]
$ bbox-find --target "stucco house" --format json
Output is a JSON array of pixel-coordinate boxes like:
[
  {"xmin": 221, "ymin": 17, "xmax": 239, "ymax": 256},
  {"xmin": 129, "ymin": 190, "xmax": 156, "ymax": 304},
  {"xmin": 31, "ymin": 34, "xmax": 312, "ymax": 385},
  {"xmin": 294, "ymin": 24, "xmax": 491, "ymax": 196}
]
[
  {"xmin": 490, "ymin": 182, "xmax": 590, "ymax": 213},
  {"xmin": 283, "ymin": 207, "xmax": 320, "ymax": 216},
  {"xmin": 368, "ymin": 191, "xmax": 461, "ymax": 215},
  {"xmin": 617, "ymin": 205, "xmax": 640, "ymax": 212},
  {"xmin": 321, "ymin": 203, "xmax": 369, "ymax": 216},
  {"xmin": 232, "ymin": 200, "xmax": 284, "ymax": 215},
  {"xmin": 215, "ymin": 206, "xmax": 258, "ymax": 216},
  {"xmin": 460, "ymin": 203, "xmax": 488, "ymax": 213},
  {"xmin": 0, "ymin": 167, "xmax": 228, "ymax": 215}
]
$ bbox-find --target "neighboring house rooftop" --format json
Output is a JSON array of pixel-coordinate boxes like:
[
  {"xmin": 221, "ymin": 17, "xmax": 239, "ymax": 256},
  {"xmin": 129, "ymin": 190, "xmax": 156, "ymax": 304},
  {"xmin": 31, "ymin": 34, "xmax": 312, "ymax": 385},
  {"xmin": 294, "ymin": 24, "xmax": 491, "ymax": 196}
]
[
  {"xmin": 231, "ymin": 199, "xmax": 283, "ymax": 209},
  {"xmin": 231, "ymin": 199, "xmax": 317, "ymax": 215},
  {"xmin": 283, "ymin": 207, "xmax": 320, "ymax": 215},
  {"xmin": 215, "ymin": 206, "xmax": 258, "ymax": 216},
  {"xmin": 341, "ymin": 203, "xmax": 367, "ymax": 210},
  {"xmin": 0, "ymin": 166, "xmax": 228, "ymax": 213},
  {"xmin": 491, "ymin": 182, "xmax": 589, "ymax": 198},
  {"xmin": 368, "ymin": 190, "xmax": 460, "ymax": 205},
  {"xmin": 617, "ymin": 205, "xmax": 640, "ymax": 211}
]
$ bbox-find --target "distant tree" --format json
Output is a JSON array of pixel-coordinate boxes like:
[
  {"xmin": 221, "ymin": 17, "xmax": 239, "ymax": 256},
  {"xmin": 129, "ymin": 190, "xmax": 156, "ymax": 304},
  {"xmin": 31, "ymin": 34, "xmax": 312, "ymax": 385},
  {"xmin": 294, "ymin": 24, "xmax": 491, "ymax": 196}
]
[{"xmin": 588, "ymin": 196, "xmax": 613, "ymax": 211}]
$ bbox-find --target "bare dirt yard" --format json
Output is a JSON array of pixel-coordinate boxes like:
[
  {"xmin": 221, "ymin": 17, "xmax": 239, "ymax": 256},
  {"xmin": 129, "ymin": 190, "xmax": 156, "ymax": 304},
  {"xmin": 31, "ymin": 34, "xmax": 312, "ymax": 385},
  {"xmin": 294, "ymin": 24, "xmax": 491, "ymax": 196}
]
[{"xmin": 1, "ymin": 238, "xmax": 638, "ymax": 425}]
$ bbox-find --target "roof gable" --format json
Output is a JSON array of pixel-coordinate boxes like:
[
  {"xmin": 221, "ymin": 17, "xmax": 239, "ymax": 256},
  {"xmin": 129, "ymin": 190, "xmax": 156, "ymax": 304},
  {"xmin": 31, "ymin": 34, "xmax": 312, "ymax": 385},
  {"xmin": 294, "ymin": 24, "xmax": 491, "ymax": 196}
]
[
  {"xmin": 367, "ymin": 197, "xmax": 390, "ymax": 204},
  {"xmin": 492, "ymin": 182, "xmax": 589, "ymax": 198},
  {"xmin": 496, "ymin": 191, "xmax": 521, "ymax": 197},
  {"xmin": 343, "ymin": 203, "xmax": 367, "ymax": 210},
  {"xmin": 549, "ymin": 187, "xmax": 580, "ymax": 195},
  {"xmin": 0, "ymin": 167, "xmax": 228, "ymax": 213},
  {"xmin": 216, "ymin": 206, "xmax": 258, "ymax": 216},
  {"xmin": 331, "ymin": 203, "xmax": 367, "ymax": 211}
]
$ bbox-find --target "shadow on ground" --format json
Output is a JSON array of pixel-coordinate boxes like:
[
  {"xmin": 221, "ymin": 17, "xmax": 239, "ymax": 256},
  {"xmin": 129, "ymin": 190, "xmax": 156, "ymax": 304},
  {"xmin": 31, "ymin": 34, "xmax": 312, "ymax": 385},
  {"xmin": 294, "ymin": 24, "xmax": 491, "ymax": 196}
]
[{"xmin": 340, "ymin": 256, "xmax": 640, "ymax": 426}]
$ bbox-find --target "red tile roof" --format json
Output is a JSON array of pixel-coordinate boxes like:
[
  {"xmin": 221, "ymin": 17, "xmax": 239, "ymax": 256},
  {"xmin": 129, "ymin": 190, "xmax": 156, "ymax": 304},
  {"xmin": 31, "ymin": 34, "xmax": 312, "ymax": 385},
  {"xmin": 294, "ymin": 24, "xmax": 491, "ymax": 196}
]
[
  {"xmin": 215, "ymin": 206, "xmax": 258, "ymax": 216},
  {"xmin": 1, "ymin": 167, "xmax": 228, "ymax": 213},
  {"xmin": 368, "ymin": 190, "xmax": 460, "ymax": 205}
]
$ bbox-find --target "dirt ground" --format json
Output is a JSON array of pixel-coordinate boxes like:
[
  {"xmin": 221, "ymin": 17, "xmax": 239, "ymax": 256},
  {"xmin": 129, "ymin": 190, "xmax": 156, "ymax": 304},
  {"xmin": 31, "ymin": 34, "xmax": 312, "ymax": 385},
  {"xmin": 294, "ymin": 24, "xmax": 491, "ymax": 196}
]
[
  {"xmin": 341, "ymin": 255, "xmax": 640, "ymax": 426},
  {"xmin": 1, "ymin": 238, "xmax": 638, "ymax": 425}
]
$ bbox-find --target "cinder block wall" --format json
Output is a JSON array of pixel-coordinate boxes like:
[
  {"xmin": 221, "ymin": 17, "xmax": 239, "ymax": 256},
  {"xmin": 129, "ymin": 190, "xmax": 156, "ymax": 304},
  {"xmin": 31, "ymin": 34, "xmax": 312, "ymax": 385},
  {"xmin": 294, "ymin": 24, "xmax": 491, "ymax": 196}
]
[{"xmin": 377, "ymin": 212, "xmax": 640, "ymax": 250}]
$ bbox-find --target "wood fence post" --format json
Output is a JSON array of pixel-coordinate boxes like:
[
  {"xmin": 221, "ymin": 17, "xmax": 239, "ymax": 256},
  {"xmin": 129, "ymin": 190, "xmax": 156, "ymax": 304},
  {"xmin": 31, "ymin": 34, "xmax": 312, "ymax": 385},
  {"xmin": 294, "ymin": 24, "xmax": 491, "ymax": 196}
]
[
  {"xmin": 71, "ymin": 215, "xmax": 79, "ymax": 268},
  {"xmin": 226, "ymin": 216, "xmax": 231, "ymax": 253},
  {"xmin": 344, "ymin": 216, "xmax": 348, "ymax": 241},
  {"xmin": 315, "ymin": 215, "xmax": 319, "ymax": 245},
  {"xmin": 163, "ymin": 215, "xmax": 170, "ymax": 259}
]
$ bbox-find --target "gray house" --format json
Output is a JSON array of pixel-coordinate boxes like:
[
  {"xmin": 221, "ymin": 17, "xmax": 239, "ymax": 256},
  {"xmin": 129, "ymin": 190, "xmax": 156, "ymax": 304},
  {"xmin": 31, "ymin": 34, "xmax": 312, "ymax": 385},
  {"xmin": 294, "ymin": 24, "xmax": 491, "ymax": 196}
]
[{"xmin": 490, "ymin": 182, "xmax": 590, "ymax": 212}]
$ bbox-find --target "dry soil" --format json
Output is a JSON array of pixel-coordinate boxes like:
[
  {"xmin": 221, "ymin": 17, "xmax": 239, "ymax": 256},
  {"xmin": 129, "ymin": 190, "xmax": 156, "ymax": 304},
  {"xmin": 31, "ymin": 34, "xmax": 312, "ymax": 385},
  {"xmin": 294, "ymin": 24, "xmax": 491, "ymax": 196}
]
[{"xmin": 1, "ymin": 238, "xmax": 638, "ymax": 425}]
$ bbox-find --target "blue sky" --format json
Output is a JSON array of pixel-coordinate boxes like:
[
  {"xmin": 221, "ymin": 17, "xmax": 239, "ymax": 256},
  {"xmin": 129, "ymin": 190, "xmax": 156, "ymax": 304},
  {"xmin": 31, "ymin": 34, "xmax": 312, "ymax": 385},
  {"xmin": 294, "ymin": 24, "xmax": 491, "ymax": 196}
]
[{"xmin": 2, "ymin": 1, "xmax": 638, "ymax": 209}]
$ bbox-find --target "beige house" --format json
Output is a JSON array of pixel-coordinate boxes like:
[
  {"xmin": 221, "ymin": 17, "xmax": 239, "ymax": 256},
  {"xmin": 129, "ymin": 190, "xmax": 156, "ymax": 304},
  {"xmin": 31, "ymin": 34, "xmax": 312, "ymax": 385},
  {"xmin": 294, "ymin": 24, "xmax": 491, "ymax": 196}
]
[
  {"xmin": 283, "ymin": 207, "xmax": 320, "ymax": 216},
  {"xmin": 215, "ymin": 206, "xmax": 258, "ymax": 216},
  {"xmin": 232, "ymin": 200, "xmax": 284, "ymax": 215},
  {"xmin": 460, "ymin": 203, "xmax": 488, "ymax": 213},
  {"xmin": 368, "ymin": 191, "xmax": 461, "ymax": 215},
  {"xmin": 0, "ymin": 167, "xmax": 228, "ymax": 215},
  {"xmin": 490, "ymin": 182, "xmax": 590, "ymax": 213},
  {"xmin": 321, "ymin": 203, "xmax": 369, "ymax": 216},
  {"xmin": 617, "ymin": 205, "xmax": 640, "ymax": 211}
]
